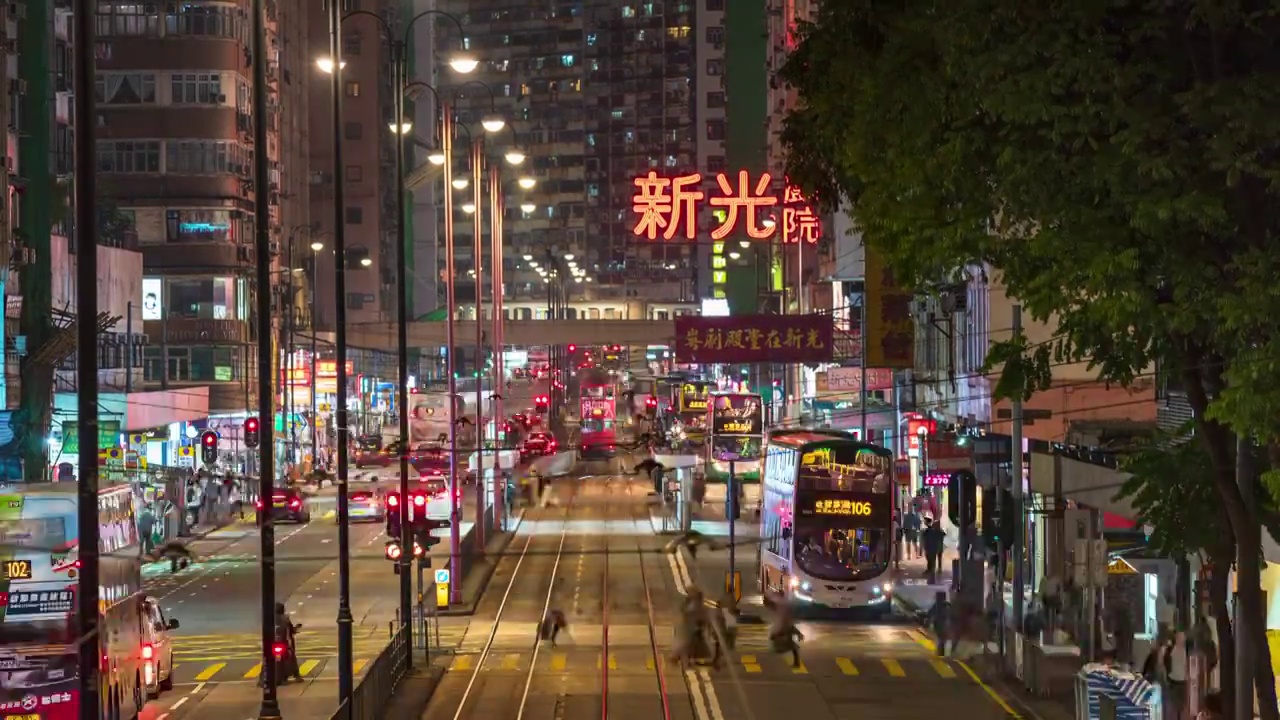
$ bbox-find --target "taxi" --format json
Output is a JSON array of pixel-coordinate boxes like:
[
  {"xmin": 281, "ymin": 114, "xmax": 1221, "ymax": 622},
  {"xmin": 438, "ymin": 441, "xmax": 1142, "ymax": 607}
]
[{"xmin": 350, "ymin": 490, "xmax": 385, "ymax": 523}]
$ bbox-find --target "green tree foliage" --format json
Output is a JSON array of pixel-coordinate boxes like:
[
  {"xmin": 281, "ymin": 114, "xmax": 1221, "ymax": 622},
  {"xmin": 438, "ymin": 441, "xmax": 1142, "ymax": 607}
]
[
  {"xmin": 1118, "ymin": 439, "xmax": 1225, "ymax": 562},
  {"xmin": 779, "ymin": 1, "xmax": 1280, "ymax": 714}
]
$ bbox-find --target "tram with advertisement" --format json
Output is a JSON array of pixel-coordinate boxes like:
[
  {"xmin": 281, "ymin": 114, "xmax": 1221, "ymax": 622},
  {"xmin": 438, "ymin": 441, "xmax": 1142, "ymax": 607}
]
[
  {"xmin": 578, "ymin": 381, "xmax": 617, "ymax": 459},
  {"xmin": 0, "ymin": 483, "xmax": 177, "ymax": 720},
  {"xmin": 705, "ymin": 392, "xmax": 765, "ymax": 483},
  {"xmin": 759, "ymin": 429, "xmax": 896, "ymax": 615}
]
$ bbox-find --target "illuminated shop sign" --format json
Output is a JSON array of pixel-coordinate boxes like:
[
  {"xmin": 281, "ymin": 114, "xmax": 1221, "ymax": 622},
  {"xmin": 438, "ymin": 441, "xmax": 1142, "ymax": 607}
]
[{"xmin": 632, "ymin": 171, "xmax": 821, "ymax": 243}]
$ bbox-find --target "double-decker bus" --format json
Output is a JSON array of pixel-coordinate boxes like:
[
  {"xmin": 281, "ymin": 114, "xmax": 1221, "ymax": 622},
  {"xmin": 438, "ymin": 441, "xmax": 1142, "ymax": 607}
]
[
  {"xmin": 578, "ymin": 381, "xmax": 617, "ymax": 459},
  {"xmin": 760, "ymin": 429, "xmax": 895, "ymax": 614},
  {"xmin": 0, "ymin": 484, "xmax": 171, "ymax": 720},
  {"xmin": 705, "ymin": 392, "xmax": 764, "ymax": 483}
]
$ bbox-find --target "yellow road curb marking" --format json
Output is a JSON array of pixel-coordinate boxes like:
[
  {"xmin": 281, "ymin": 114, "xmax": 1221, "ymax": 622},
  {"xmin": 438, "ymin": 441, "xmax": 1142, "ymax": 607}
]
[
  {"xmin": 194, "ymin": 663, "xmax": 225, "ymax": 681},
  {"xmin": 835, "ymin": 657, "xmax": 858, "ymax": 675},
  {"xmin": 881, "ymin": 659, "xmax": 905, "ymax": 677},
  {"xmin": 930, "ymin": 659, "xmax": 957, "ymax": 678}
]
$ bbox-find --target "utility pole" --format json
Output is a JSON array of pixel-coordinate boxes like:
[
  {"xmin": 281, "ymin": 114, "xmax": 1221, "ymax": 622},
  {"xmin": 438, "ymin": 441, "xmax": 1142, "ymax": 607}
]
[
  {"xmin": 327, "ymin": 0, "xmax": 355, "ymax": 709},
  {"xmin": 251, "ymin": 0, "xmax": 281, "ymax": 717},
  {"xmin": 1010, "ymin": 304, "xmax": 1025, "ymax": 637},
  {"xmin": 72, "ymin": 1, "xmax": 101, "ymax": 718}
]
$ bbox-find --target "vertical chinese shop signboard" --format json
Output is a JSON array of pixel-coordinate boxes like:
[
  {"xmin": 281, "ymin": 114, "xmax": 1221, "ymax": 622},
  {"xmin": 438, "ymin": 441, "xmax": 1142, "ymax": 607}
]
[
  {"xmin": 864, "ymin": 248, "xmax": 915, "ymax": 368},
  {"xmin": 673, "ymin": 314, "xmax": 834, "ymax": 364}
]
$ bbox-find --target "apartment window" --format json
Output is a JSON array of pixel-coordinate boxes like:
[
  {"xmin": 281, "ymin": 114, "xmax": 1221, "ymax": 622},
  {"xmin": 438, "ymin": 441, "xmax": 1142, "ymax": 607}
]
[
  {"xmin": 166, "ymin": 140, "xmax": 238, "ymax": 174},
  {"xmin": 96, "ymin": 141, "xmax": 161, "ymax": 173},
  {"xmin": 345, "ymin": 207, "xmax": 363, "ymax": 225},
  {"xmin": 343, "ymin": 34, "xmax": 361, "ymax": 55},
  {"xmin": 706, "ymin": 26, "xmax": 724, "ymax": 44},
  {"xmin": 96, "ymin": 3, "xmax": 160, "ymax": 37},
  {"xmin": 706, "ymin": 91, "xmax": 725, "ymax": 109},
  {"xmin": 706, "ymin": 155, "xmax": 726, "ymax": 173},
  {"xmin": 166, "ymin": 3, "xmax": 239, "ymax": 38},
  {"xmin": 95, "ymin": 73, "xmax": 157, "ymax": 105},
  {"xmin": 344, "ymin": 122, "xmax": 363, "ymax": 140},
  {"xmin": 706, "ymin": 120, "xmax": 725, "ymax": 141},
  {"xmin": 346, "ymin": 165, "xmax": 363, "ymax": 183},
  {"xmin": 706, "ymin": 59, "xmax": 723, "ymax": 76},
  {"xmin": 345, "ymin": 81, "xmax": 361, "ymax": 97},
  {"xmin": 171, "ymin": 73, "xmax": 223, "ymax": 104},
  {"xmin": 706, "ymin": 0, "xmax": 724, "ymax": 9}
]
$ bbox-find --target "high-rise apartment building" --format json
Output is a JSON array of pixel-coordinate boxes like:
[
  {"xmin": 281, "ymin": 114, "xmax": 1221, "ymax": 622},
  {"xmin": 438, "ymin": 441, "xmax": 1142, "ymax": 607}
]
[
  {"xmin": 437, "ymin": 1, "xmax": 723, "ymax": 310},
  {"xmin": 86, "ymin": 0, "xmax": 313, "ymax": 414},
  {"xmin": 307, "ymin": 0, "xmax": 398, "ymax": 331}
]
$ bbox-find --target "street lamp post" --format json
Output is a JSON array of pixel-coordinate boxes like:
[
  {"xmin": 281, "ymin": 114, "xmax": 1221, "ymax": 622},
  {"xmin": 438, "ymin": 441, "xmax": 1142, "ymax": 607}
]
[
  {"xmin": 470, "ymin": 134, "xmax": 486, "ymax": 549},
  {"xmin": 72, "ymin": 1, "xmax": 102, "ymax": 718},
  {"xmin": 254, "ymin": 0, "xmax": 281, "ymax": 718},
  {"xmin": 309, "ymin": 239, "xmax": 325, "ymax": 461},
  {"xmin": 441, "ymin": 104, "xmax": 463, "ymax": 602},
  {"xmin": 325, "ymin": 0, "xmax": 355, "ymax": 712}
]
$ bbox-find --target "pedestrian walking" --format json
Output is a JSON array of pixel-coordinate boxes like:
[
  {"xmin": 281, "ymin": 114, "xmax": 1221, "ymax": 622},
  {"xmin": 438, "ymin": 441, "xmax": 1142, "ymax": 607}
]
[
  {"xmin": 540, "ymin": 609, "xmax": 568, "ymax": 647},
  {"xmin": 921, "ymin": 518, "xmax": 945, "ymax": 584}
]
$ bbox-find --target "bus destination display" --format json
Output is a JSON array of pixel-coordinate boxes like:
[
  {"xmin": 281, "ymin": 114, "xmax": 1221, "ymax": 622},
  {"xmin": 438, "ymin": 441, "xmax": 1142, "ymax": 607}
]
[
  {"xmin": 798, "ymin": 492, "xmax": 890, "ymax": 526},
  {"xmin": 2, "ymin": 559, "xmax": 32, "ymax": 580}
]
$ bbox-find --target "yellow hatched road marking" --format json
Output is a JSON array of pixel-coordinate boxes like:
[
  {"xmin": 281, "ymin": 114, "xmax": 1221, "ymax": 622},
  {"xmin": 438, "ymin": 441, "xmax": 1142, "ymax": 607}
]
[
  {"xmin": 298, "ymin": 660, "xmax": 321, "ymax": 677},
  {"xmin": 194, "ymin": 663, "xmax": 225, "ymax": 681},
  {"xmin": 645, "ymin": 656, "xmax": 655, "ymax": 670},
  {"xmin": 353, "ymin": 659, "xmax": 368, "ymax": 674},
  {"xmin": 244, "ymin": 663, "xmax": 263, "ymax": 679},
  {"xmin": 740, "ymin": 654, "xmax": 762, "ymax": 673},
  {"xmin": 550, "ymin": 653, "xmax": 567, "ymax": 671},
  {"xmin": 835, "ymin": 657, "xmax": 859, "ymax": 675},
  {"xmin": 450, "ymin": 655, "xmax": 473, "ymax": 671},
  {"xmin": 930, "ymin": 659, "xmax": 956, "ymax": 678},
  {"xmin": 596, "ymin": 654, "xmax": 617, "ymax": 670},
  {"xmin": 882, "ymin": 659, "xmax": 905, "ymax": 677},
  {"xmin": 500, "ymin": 654, "xmax": 520, "ymax": 671},
  {"xmin": 791, "ymin": 660, "xmax": 808, "ymax": 674}
]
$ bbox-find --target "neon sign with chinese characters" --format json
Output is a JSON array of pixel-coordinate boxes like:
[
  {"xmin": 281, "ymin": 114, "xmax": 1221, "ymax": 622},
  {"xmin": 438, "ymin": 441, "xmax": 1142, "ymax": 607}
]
[{"xmin": 632, "ymin": 171, "xmax": 821, "ymax": 243}]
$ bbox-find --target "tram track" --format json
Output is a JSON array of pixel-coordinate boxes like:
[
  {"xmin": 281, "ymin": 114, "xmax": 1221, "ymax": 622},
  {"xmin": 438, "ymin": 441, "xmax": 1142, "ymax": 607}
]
[{"xmin": 451, "ymin": 477, "xmax": 581, "ymax": 720}]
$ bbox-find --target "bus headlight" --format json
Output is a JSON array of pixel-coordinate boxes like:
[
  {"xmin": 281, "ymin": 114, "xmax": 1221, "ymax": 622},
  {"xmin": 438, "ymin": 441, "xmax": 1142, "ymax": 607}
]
[
  {"xmin": 882, "ymin": 582, "xmax": 893, "ymax": 592},
  {"xmin": 788, "ymin": 577, "xmax": 800, "ymax": 589},
  {"xmin": 800, "ymin": 581, "xmax": 811, "ymax": 592},
  {"xmin": 871, "ymin": 585, "xmax": 883, "ymax": 595}
]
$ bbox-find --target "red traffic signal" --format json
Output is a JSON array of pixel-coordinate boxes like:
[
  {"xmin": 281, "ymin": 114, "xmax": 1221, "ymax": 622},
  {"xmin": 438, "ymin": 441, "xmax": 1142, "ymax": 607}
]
[
  {"xmin": 567, "ymin": 344, "xmax": 576, "ymax": 354},
  {"xmin": 243, "ymin": 417, "xmax": 261, "ymax": 449},
  {"xmin": 200, "ymin": 430, "xmax": 219, "ymax": 464}
]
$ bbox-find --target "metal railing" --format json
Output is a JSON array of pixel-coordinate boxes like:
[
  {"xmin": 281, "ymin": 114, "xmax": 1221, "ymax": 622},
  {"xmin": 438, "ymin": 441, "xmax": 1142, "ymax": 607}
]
[{"xmin": 329, "ymin": 624, "xmax": 409, "ymax": 720}]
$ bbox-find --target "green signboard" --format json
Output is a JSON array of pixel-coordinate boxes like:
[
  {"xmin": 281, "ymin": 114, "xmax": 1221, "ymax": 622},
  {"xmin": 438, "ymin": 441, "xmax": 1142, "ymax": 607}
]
[{"xmin": 61, "ymin": 420, "xmax": 122, "ymax": 454}]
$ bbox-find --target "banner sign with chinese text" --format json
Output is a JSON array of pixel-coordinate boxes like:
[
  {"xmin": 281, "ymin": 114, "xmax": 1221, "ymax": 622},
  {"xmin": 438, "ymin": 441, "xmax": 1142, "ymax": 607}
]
[
  {"xmin": 817, "ymin": 367, "xmax": 894, "ymax": 394},
  {"xmin": 674, "ymin": 314, "xmax": 833, "ymax": 364},
  {"xmin": 864, "ymin": 248, "xmax": 915, "ymax": 368},
  {"xmin": 633, "ymin": 170, "xmax": 821, "ymax": 243}
]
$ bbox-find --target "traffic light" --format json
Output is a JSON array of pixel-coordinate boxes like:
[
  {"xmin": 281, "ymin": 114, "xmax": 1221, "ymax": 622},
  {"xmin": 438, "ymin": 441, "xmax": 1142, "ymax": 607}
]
[
  {"xmin": 645, "ymin": 396, "xmax": 658, "ymax": 415},
  {"xmin": 413, "ymin": 517, "xmax": 450, "ymax": 552},
  {"xmin": 200, "ymin": 430, "xmax": 218, "ymax": 464},
  {"xmin": 947, "ymin": 471, "xmax": 977, "ymax": 528},
  {"xmin": 535, "ymin": 394, "xmax": 549, "ymax": 413},
  {"xmin": 981, "ymin": 487, "xmax": 1016, "ymax": 551},
  {"xmin": 567, "ymin": 344, "xmax": 577, "ymax": 354},
  {"xmin": 243, "ymin": 416, "xmax": 261, "ymax": 449}
]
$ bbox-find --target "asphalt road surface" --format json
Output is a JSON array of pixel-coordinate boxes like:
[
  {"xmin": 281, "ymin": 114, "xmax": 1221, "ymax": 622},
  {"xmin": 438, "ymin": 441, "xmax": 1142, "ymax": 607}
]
[
  {"xmin": 417, "ymin": 467, "xmax": 1022, "ymax": 720},
  {"xmin": 139, "ymin": 489, "xmax": 476, "ymax": 720}
]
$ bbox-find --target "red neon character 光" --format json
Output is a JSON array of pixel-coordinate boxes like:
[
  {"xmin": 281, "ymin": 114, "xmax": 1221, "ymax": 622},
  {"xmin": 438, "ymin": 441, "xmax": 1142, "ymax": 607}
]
[
  {"xmin": 710, "ymin": 171, "xmax": 778, "ymax": 240},
  {"xmin": 632, "ymin": 171, "xmax": 705, "ymax": 240}
]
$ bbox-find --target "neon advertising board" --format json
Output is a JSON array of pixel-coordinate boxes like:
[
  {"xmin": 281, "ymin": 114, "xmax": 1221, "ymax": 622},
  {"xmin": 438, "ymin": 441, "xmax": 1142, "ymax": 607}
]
[{"xmin": 632, "ymin": 171, "xmax": 821, "ymax": 243}]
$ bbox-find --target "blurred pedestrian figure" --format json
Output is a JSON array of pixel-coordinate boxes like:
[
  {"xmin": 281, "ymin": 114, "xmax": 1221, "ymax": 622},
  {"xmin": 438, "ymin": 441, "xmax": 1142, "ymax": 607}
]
[
  {"xmin": 540, "ymin": 609, "xmax": 568, "ymax": 647},
  {"xmin": 1164, "ymin": 630, "xmax": 1190, "ymax": 720},
  {"xmin": 929, "ymin": 591, "xmax": 950, "ymax": 657},
  {"xmin": 902, "ymin": 508, "xmax": 921, "ymax": 560},
  {"xmin": 922, "ymin": 518, "xmax": 945, "ymax": 584}
]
